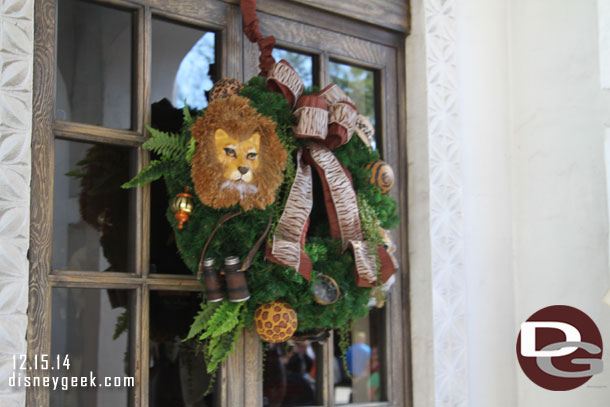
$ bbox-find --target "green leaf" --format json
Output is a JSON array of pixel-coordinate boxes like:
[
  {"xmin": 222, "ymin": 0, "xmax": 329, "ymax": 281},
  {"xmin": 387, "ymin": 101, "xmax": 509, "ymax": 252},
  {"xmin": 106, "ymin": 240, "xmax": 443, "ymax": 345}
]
[
  {"xmin": 143, "ymin": 126, "xmax": 188, "ymax": 162},
  {"xmin": 186, "ymin": 137, "xmax": 196, "ymax": 163},
  {"xmin": 185, "ymin": 302, "xmax": 220, "ymax": 340},
  {"xmin": 199, "ymin": 301, "xmax": 243, "ymax": 340},
  {"xmin": 64, "ymin": 170, "xmax": 84, "ymax": 178},
  {"xmin": 182, "ymin": 104, "xmax": 194, "ymax": 127},
  {"xmin": 206, "ymin": 328, "xmax": 240, "ymax": 373},
  {"xmin": 121, "ymin": 160, "xmax": 173, "ymax": 188}
]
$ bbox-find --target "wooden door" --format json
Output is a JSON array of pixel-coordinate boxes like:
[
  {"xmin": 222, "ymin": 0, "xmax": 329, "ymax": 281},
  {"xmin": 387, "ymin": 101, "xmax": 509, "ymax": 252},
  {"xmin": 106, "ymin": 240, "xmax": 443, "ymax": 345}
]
[{"xmin": 29, "ymin": 1, "xmax": 409, "ymax": 406}]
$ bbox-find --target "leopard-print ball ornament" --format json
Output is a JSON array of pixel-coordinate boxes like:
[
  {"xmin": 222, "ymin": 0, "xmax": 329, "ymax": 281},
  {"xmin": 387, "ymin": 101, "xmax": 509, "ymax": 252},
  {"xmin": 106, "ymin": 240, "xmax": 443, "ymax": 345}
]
[
  {"xmin": 209, "ymin": 78, "xmax": 243, "ymax": 102},
  {"xmin": 254, "ymin": 301, "xmax": 298, "ymax": 343}
]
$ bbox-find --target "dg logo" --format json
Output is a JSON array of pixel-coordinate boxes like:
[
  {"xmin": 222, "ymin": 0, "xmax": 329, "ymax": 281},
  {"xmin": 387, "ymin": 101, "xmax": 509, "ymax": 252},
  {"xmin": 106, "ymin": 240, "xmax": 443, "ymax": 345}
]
[{"xmin": 516, "ymin": 305, "xmax": 603, "ymax": 391}]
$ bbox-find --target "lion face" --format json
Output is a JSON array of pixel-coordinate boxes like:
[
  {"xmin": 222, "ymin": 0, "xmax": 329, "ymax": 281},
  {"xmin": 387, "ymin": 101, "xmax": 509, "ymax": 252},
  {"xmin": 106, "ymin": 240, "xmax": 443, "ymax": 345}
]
[
  {"xmin": 191, "ymin": 96, "xmax": 287, "ymax": 211},
  {"xmin": 214, "ymin": 128, "xmax": 260, "ymax": 184}
]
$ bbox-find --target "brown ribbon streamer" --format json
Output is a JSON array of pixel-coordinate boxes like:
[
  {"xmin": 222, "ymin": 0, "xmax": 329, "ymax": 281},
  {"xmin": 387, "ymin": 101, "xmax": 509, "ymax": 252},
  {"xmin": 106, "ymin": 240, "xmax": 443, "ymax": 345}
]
[
  {"xmin": 303, "ymin": 144, "xmax": 394, "ymax": 286},
  {"xmin": 268, "ymin": 142, "xmax": 395, "ymax": 286},
  {"xmin": 294, "ymin": 95, "xmax": 328, "ymax": 140},
  {"xmin": 349, "ymin": 241, "xmax": 396, "ymax": 287},
  {"xmin": 267, "ymin": 60, "xmax": 305, "ymax": 108},
  {"xmin": 240, "ymin": 0, "xmax": 276, "ymax": 76},
  {"xmin": 264, "ymin": 61, "xmax": 396, "ymax": 286},
  {"xmin": 303, "ymin": 143, "xmax": 362, "ymax": 248},
  {"xmin": 266, "ymin": 150, "xmax": 314, "ymax": 280}
]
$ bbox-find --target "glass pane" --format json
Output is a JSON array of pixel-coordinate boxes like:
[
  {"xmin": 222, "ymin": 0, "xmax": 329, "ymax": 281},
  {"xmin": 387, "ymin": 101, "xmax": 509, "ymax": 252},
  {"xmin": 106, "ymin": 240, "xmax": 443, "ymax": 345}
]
[
  {"xmin": 334, "ymin": 308, "xmax": 386, "ymax": 404},
  {"xmin": 148, "ymin": 97, "xmax": 198, "ymax": 276},
  {"xmin": 149, "ymin": 19, "xmax": 216, "ymax": 274},
  {"xmin": 148, "ymin": 290, "xmax": 218, "ymax": 406},
  {"xmin": 151, "ymin": 18, "xmax": 217, "ymax": 110},
  {"xmin": 329, "ymin": 61, "xmax": 378, "ymax": 150},
  {"xmin": 263, "ymin": 341, "xmax": 322, "ymax": 407},
  {"xmin": 56, "ymin": 0, "xmax": 133, "ymax": 129},
  {"xmin": 272, "ymin": 48, "xmax": 314, "ymax": 88},
  {"xmin": 53, "ymin": 139, "xmax": 136, "ymax": 273},
  {"xmin": 51, "ymin": 288, "xmax": 135, "ymax": 407}
]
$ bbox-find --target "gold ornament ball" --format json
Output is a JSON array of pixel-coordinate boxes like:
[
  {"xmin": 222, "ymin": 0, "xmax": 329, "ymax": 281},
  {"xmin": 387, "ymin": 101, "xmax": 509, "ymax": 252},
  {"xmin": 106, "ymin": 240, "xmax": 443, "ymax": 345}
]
[
  {"xmin": 170, "ymin": 187, "xmax": 194, "ymax": 229},
  {"xmin": 366, "ymin": 160, "xmax": 395, "ymax": 194},
  {"xmin": 254, "ymin": 301, "xmax": 298, "ymax": 343}
]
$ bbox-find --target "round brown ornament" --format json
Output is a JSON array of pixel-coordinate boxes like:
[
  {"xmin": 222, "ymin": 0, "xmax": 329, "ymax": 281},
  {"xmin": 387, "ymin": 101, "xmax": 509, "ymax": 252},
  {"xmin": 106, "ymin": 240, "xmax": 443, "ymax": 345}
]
[
  {"xmin": 366, "ymin": 160, "xmax": 395, "ymax": 194},
  {"xmin": 208, "ymin": 78, "xmax": 244, "ymax": 102},
  {"xmin": 254, "ymin": 301, "xmax": 298, "ymax": 343}
]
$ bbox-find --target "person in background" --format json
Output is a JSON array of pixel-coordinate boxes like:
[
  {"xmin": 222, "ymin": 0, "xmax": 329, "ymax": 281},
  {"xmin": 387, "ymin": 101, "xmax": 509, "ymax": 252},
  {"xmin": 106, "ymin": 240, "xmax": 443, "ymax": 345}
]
[
  {"xmin": 369, "ymin": 347, "xmax": 381, "ymax": 401},
  {"xmin": 346, "ymin": 332, "xmax": 371, "ymax": 402}
]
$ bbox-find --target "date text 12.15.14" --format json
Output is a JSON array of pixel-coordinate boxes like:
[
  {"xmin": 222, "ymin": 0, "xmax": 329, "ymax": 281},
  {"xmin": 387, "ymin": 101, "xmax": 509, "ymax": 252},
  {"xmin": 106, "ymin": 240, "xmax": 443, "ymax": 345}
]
[{"xmin": 13, "ymin": 354, "xmax": 70, "ymax": 371}]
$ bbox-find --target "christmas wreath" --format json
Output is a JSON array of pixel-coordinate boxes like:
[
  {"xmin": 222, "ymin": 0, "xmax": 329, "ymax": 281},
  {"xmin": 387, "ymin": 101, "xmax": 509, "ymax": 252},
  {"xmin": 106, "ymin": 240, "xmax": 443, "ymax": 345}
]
[{"xmin": 123, "ymin": 0, "xmax": 400, "ymax": 381}]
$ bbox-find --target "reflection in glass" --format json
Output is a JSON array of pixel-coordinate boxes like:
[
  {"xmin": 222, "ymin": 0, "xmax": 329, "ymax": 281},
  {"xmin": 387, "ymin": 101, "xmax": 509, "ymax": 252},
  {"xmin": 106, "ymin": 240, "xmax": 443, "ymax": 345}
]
[
  {"xmin": 152, "ymin": 18, "xmax": 217, "ymax": 110},
  {"xmin": 50, "ymin": 288, "xmax": 134, "ymax": 407},
  {"xmin": 148, "ymin": 290, "xmax": 217, "ymax": 406},
  {"xmin": 148, "ymin": 100, "xmax": 196, "ymax": 276},
  {"xmin": 272, "ymin": 48, "xmax": 314, "ymax": 89},
  {"xmin": 329, "ymin": 61, "xmax": 378, "ymax": 150},
  {"xmin": 263, "ymin": 341, "xmax": 321, "ymax": 407},
  {"xmin": 53, "ymin": 139, "xmax": 135, "ymax": 273},
  {"xmin": 335, "ymin": 308, "xmax": 385, "ymax": 404},
  {"xmin": 56, "ymin": 0, "xmax": 133, "ymax": 129}
]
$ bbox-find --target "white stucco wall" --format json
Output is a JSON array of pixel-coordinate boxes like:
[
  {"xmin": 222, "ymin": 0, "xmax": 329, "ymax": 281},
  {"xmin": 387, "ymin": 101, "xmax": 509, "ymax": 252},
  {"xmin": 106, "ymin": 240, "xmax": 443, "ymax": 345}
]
[
  {"xmin": 410, "ymin": 0, "xmax": 610, "ymax": 406},
  {"xmin": 599, "ymin": 0, "xmax": 610, "ymax": 89},
  {"xmin": 456, "ymin": 0, "xmax": 516, "ymax": 405},
  {"xmin": 511, "ymin": 0, "xmax": 610, "ymax": 405},
  {"xmin": 0, "ymin": 0, "xmax": 33, "ymax": 406}
]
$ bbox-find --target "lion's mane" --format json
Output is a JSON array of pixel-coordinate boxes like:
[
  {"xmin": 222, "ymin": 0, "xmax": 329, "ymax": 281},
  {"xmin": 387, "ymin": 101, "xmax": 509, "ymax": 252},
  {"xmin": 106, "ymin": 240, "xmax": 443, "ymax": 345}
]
[{"xmin": 191, "ymin": 95, "xmax": 287, "ymax": 211}]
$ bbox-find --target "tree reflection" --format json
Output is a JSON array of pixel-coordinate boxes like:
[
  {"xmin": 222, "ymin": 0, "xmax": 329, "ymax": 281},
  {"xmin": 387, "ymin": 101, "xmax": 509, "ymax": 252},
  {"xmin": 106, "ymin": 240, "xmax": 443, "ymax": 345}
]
[
  {"xmin": 329, "ymin": 62, "xmax": 377, "ymax": 150},
  {"xmin": 173, "ymin": 32, "xmax": 215, "ymax": 109},
  {"xmin": 329, "ymin": 62, "xmax": 375, "ymax": 126}
]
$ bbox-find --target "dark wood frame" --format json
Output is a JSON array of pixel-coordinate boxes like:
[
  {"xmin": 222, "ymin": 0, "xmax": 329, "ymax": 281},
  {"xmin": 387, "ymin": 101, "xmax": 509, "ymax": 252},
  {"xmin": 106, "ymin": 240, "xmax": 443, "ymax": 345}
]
[{"xmin": 28, "ymin": 0, "xmax": 410, "ymax": 406}]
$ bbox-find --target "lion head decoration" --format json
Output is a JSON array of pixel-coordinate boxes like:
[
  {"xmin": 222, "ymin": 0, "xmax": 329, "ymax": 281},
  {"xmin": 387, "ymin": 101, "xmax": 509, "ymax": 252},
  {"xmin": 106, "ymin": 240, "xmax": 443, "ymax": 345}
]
[{"xmin": 191, "ymin": 95, "xmax": 287, "ymax": 211}]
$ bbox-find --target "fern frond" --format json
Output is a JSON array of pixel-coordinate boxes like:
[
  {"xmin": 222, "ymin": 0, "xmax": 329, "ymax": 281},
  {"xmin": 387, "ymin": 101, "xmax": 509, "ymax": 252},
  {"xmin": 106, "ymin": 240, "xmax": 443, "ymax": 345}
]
[
  {"xmin": 144, "ymin": 126, "xmax": 188, "ymax": 162},
  {"xmin": 121, "ymin": 160, "xmax": 173, "ymax": 188},
  {"xmin": 182, "ymin": 104, "xmax": 194, "ymax": 127},
  {"xmin": 206, "ymin": 328, "xmax": 241, "ymax": 373},
  {"xmin": 186, "ymin": 137, "xmax": 196, "ymax": 163},
  {"xmin": 199, "ymin": 301, "xmax": 243, "ymax": 340},
  {"xmin": 185, "ymin": 302, "xmax": 220, "ymax": 340}
]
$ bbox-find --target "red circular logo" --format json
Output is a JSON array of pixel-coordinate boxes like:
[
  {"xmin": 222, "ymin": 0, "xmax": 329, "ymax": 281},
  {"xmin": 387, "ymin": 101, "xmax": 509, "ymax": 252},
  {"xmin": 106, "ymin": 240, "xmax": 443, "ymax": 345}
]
[{"xmin": 516, "ymin": 305, "xmax": 603, "ymax": 391}]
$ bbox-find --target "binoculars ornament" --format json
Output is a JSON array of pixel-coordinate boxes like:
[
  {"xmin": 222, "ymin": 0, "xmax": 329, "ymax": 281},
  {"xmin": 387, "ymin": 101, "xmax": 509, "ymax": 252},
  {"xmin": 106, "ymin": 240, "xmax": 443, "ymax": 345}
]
[{"xmin": 202, "ymin": 256, "xmax": 250, "ymax": 303}]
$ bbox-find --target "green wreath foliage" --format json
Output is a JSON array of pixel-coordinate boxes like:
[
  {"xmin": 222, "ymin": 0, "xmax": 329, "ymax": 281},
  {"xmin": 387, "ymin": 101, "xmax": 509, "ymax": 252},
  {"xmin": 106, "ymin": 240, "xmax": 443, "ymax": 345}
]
[{"xmin": 124, "ymin": 76, "xmax": 399, "ymax": 378}]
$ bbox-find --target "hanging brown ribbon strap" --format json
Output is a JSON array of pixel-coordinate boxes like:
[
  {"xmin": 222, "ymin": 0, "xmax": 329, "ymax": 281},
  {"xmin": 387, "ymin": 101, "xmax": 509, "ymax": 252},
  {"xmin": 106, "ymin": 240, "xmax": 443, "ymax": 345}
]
[
  {"xmin": 240, "ymin": 0, "xmax": 276, "ymax": 76},
  {"xmin": 240, "ymin": 216, "xmax": 273, "ymax": 271},
  {"xmin": 197, "ymin": 211, "xmax": 241, "ymax": 279},
  {"xmin": 196, "ymin": 211, "xmax": 272, "ymax": 279}
]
